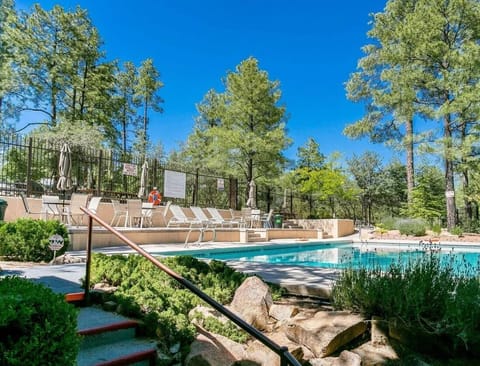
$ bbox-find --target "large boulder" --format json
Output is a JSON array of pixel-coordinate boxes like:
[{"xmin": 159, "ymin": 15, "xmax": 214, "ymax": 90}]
[
  {"xmin": 284, "ymin": 310, "xmax": 367, "ymax": 358},
  {"xmin": 269, "ymin": 304, "xmax": 299, "ymax": 322},
  {"xmin": 230, "ymin": 276, "xmax": 273, "ymax": 330},
  {"xmin": 243, "ymin": 332, "xmax": 307, "ymax": 366},
  {"xmin": 185, "ymin": 329, "xmax": 247, "ymax": 366},
  {"xmin": 309, "ymin": 350, "xmax": 362, "ymax": 366},
  {"xmin": 350, "ymin": 342, "xmax": 399, "ymax": 365}
]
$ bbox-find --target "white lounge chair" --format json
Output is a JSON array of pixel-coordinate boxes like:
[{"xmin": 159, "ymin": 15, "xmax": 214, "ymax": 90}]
[
  {"xmin": 190, "ymin": 206, "xmax": 223, "ymax": 227},
  {"xmin": 167, "ymin": 205, "xmax": 203, "ymax": 228},
  {"xmin": 206, "ymin": 207, "xmax": 241, "ymax": 227}
]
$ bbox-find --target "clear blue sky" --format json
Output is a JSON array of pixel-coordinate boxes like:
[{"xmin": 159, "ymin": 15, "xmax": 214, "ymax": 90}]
[{"xmin": 16, "ymin": 0, "xmax": 396, "ymax": 164}]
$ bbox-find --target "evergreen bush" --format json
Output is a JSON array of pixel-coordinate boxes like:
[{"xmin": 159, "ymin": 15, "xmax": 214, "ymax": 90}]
[
  {"xmin": 90, "ymin": 253, "xmax": 273, "ymax": 358},
  {"xmin": 0, "ymin": 218, "xmax": 69, "ymax": 262},
  {"xmin": 0, "ymin": 276, "xmax": 79, "ymax": 365}
]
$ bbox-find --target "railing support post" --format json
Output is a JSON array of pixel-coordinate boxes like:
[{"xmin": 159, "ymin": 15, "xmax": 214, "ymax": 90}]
[{"xmin": 84, "ymin": 215, "xmax": 93, "ymax": 305}]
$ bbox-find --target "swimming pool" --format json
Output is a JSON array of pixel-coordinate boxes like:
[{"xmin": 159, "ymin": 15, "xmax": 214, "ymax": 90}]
[{"xmin": 160, "ymin": 242, "xmax": 480, "ymax": 273}]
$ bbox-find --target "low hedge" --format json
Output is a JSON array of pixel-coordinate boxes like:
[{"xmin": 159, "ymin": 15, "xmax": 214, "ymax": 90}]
[
  {"xmin": 0, "ymin": 218, "xmax": 69, "ymax": 262},
  {"xmin": 397, "ymin": 218, "xmax": 426, "ymax": 236},
  {"xmin": 0, "ymin": 276, "xmax": 79, "ymax": 365},
  {"xmin": 90, "ymin": 253, "xmax": 285, "ymax": 359}
]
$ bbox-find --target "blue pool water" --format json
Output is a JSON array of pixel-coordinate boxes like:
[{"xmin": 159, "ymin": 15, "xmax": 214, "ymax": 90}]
[{"xmin": 167, "ymin": 243, "xmax": 480, "ymax": 274}]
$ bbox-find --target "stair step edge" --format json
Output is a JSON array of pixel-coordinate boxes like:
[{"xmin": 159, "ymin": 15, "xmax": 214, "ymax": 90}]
[
  {"xmin": 77, "ymin": 338, "xmax": 157, "ymax": 366},
  {"xmin": 78, "ymin": 320, "xmax": 138, "ymax": 336}
]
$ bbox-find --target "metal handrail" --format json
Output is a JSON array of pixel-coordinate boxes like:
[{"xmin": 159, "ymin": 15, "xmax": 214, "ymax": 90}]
[{"xmin": 80, "ymin": 207, "xmax": 301, "ymax": 366}]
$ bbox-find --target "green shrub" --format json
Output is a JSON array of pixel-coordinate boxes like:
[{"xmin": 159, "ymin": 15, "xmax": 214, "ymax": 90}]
[
  {"xmin": 0, "ymin": 276, "xmax": 79, "ymax": 365},
  {"xmin": 460, "ymin": 220, "xmax": 480, "ymax": 234},
  {"xmin": 450, "ymin": 226, "xmax": 463, "ymax": 237},
  {"xmin": 431, "ymin": 223, "xmax": 442, "ymax": 235},
  {"xmin": 0, "ymin": 218, "xmax": 69, "ymax": 262},
  {"xmin": 90, "ymin": 254, "xmax": 256, "ymax": 358},
  {"xmin": 377, "ymin": 216, "xmax": 398, "ymax": 230},
  {"xmin": 397, "ymin": 218, "xmax": 426, "ymax": 236},
  {"xmin": 331, "ymin": 254, "xmax": 480, "ymax": 354},
  {"xmin": 191, "ymin": 311, "xmax": 249, "ymax": 343}
]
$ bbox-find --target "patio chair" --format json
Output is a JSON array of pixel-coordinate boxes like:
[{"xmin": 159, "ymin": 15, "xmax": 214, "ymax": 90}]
[
  {"xmin": 64, "ymin": 193, "xmax": 89, "ymax": 225},
  {"xmin": 125, "ymin": 199, "xmax": 149, "ymax": 228},
  {"xmin": 190, "ymin": 206, "xmax": 222, "ymax": 227},
  {"xmin": 110, "ymin": 200, "xmax": 127, "ymax": 226},
  {"xmin": 19, "ymin": 192, "xmax": 41, "ymax": 218},
  {"xmin": 87, "ymin": 196, "xmax": 102, "ymax": 214},
  {"xmin": 260, "ymin": 209, "xmax": 274, "ymax": 228},
  {"xmin": 142, "ymin": 202, "xmax": 154, "ymax": 227},
  {"xmin": 241, "ymin": 207, "xmax": 253, "ymax": 228},
  {"xmin": 206, "ymin": 207, "xmax": 241, "ymax": 227},
  {"xmin": 167, "ymin": 204, "xmax": 203, "ymax": 228}
]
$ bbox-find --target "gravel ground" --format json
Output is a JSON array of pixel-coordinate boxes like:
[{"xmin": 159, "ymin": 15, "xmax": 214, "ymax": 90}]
[{"xmin": 368, "ymin": 229, "xmax": 480, "ymax": 243}]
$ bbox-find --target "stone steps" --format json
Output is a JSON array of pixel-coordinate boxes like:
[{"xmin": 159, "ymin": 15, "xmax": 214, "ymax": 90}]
[
  {"xmin": 76, "ymin": 306, "xmax": 157, "ymax": 366},
  {"xmin": 282, "ymin": 220, "xmax": 304, "ymax": 230}
]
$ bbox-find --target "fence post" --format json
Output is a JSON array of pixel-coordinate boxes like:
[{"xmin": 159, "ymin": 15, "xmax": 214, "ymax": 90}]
[
  {"xmin": 266, "ymin": 187, "xmax": 271, "ymax": 212},
  {"xmin": 193, "ymin": 168, "xmax": 199, "ymax": 206},
  {"xmin": 26, "ymin": 137, "xmax": 33, "ymax": 196},
  {"xmin": 96, "ymin": 150, "xmax": 103, "ymax": 196},
  {"xmin": 229, "ymin": 176, "xmax": 238, "ymax": 210},
  {"xmin": 290, "ymin": 190, "xmax": 294, "ymax": 218},
  {"xmin": 153, "ymin": 158, "xmax": 158, "ymax": 188}
]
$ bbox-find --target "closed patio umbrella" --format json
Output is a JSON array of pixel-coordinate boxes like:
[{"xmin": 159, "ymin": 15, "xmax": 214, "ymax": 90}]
[
  {"xmin": 246, "ymin": 179, "xmax": 256, "ymax": 209},
  {"xmin": 86, "ymin": 166, "xmax": 93, "ymax": 189},
  {"xmin": 138, "ymin": 160, "xmax": 148, "ymax": 198},
  {"xmin": 56, "ymin": 143, "xmax": 72, "ymax": 191}
]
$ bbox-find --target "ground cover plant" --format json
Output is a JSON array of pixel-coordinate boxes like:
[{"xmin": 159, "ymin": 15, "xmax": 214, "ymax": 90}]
[
  {"xmin": 0, "ymin": 218, "xmax": 69, "ymax": 262},
  {"xmin": 331, "ymin": 253, "xmax": 480, "ymax": 358},
  {"xmin": 89, "ymin": 253, "xmax": 284, "ymax": 359},
  {"xmin": 0, "ymin": 276, "xmax": 79, "ymax": 365}
]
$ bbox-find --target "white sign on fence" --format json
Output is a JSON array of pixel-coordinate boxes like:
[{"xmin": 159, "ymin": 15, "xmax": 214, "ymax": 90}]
[
  {"xmin": 164, "ymin": 170, "xmax": 186, "ymax": 199},
  {"xmin": 122, "ymin": 163, "xmax": 137, "ymax": 176},
  {"xmin": 217, "ymin": 178, "xmax": 224, "ymax": 191}
]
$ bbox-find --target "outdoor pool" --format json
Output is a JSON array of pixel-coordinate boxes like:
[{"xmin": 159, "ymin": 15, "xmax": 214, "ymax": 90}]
[{"xmin": 160, "ymin": 242, "xmax": 480, "ymax": 274}]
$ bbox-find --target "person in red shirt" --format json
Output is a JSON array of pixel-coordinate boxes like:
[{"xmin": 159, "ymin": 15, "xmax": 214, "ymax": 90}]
[{"xmin": 147, "ymin": 187, "xmax": 162, "ymax": 205}]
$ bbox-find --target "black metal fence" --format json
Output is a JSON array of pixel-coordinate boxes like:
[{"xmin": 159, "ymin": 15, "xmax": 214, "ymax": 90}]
[{"xmin": 0, "ymin": 135, "xmax": 299, "ymax": 215}]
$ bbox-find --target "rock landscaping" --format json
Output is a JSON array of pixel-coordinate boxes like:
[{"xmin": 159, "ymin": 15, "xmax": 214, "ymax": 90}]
[{"xmin": 186, "ymin": 276, "xmax": 400, "ymax": 366}]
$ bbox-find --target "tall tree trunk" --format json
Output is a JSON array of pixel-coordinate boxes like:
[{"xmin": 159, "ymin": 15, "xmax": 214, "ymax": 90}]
[
  {"xmin": 122, "ymin": 103, "xmax": 127, "ymax": 155},
  {"xmin": 247, "ymin": 157, "xmax": 253, "ymax": 204},
  {"xmin": 72, "ymin": 88, "xmax": 76, "ymax": 121},
  {"xmin": 444, "ymin": 113, "xmax": 456, "ymax": 230},
  {"xmin": 405, "ymin": 118, "xmax": 415, "ymax": 205},
  {"xmin": 79, "ymin": 62, "xmax": 88, "ymax": 118},
  {"xmin": 462, "ymin": 170, "xmax": 472, "ymax": 221},
  {"xmin": 460, "ymin": 124, "xmax": 472, "ymax": 221}
]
